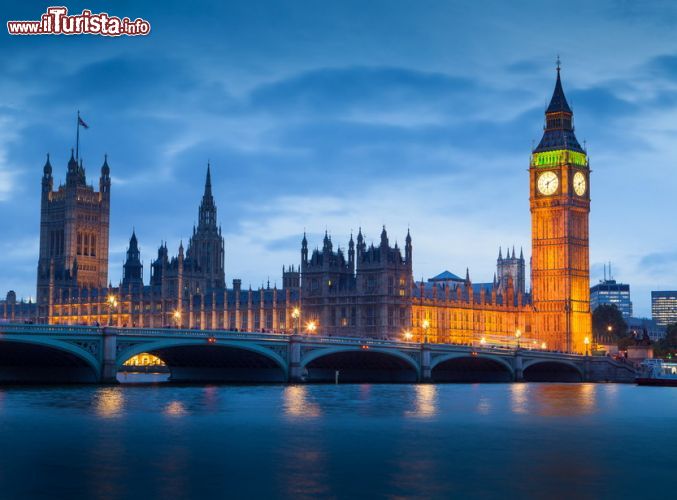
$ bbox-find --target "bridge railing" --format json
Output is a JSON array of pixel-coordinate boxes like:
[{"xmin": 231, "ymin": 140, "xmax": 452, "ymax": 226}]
[
  {"xmin": 0, "ymin": 323, "xmax": 101, "ymax": 336},
  {"xmin": 0, "ymin": 323, "xmax": 588, "ymax": 359},
  {"xmin": 109, "ymin": 327, "xmax": 291, "ymax": 342}
]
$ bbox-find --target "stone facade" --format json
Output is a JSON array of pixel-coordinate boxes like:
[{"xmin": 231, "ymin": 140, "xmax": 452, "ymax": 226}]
[
  {"xmin": 35, "ymin": 150, "xmax": 110, "ymax": 323},
  {"xmin": 300, "ymin": 227, "xmax": 413, "ymax": 339},
  {"xmin": 3, "ymin": 67, "xmax": 593, "ymax": 353}
]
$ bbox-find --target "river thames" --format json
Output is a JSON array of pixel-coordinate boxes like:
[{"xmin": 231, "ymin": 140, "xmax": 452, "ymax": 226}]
[{"xmin": 0, "ymin": 382, "xmax": 674, "ymax": 499}]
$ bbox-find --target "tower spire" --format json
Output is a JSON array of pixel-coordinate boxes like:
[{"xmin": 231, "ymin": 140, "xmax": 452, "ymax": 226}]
[
  {"xmin": 198, "ymin": 162, "xmax": 217, "ymax": 229},
  {"xmin": 533, "ymin": 62, "xmax": 583, "ymax": 154},
  {"xmin": 205, "ymin": 161, "xmax": 212, "ymax": 197}
]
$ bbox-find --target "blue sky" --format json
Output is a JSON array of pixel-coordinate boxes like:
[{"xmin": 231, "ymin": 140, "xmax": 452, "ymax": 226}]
[{"xmin": 1, "ymin": 0, "xmax": 677, "ymax": 316}]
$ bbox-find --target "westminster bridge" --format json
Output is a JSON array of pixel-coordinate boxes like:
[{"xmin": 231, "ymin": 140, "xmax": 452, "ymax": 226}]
[{"xmin": 0, "ymin": 324, "xmax": 637, "ymax": 384}]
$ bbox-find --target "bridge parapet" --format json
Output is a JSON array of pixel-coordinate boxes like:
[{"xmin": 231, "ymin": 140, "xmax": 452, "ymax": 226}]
[{"xmin": 0, "ymin": 323, "xmax": 637, "ymax": 384}]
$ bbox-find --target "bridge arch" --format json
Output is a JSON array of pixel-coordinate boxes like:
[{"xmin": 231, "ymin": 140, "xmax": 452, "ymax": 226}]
[
  {"xmin": 117, "ymin": 339, "xmax": 288, "ymax": 382},
  {"xmin": 522, "ymin": 359, "xmax": 584, "ymax": 382},
  {"xmin": 301, "ymin": 346, "xmax": 420, "ymax": 382},
  {"xmin": 0, "ymin": 336, "xmax": 100, "ymax": 383},
  {"xmin": 431, "ymin": 353, "xmax": 514, "ymax": 382}
]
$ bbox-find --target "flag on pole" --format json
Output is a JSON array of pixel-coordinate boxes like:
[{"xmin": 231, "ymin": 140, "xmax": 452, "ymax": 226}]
[{"xmin": 78, "ymin": 116, "xmax": 89, "ymax": 129}]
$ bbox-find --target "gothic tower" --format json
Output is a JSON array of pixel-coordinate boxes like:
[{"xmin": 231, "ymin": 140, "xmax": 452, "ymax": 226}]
[
  {"xmin": 36, "ymin": 151, "xmax": 110, "ymax": 323},
  {"xmin": 184, "ymin": 164, "xmax": 225, "ymax": 292},
  {"xmin": 530, "ymin": 63, "xmax": 591, "ymax": 353},
  {"xmin": 122, "ymin": 230, "xmax": 143, "ymax": 288}
]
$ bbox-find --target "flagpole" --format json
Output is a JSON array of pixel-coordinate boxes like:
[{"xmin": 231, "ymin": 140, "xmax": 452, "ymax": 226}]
[{"xmin": 76, "ymin": 110, "xmax": 80, "ymax": 161}]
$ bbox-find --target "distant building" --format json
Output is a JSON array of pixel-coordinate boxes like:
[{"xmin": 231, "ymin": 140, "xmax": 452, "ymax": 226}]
[
  {"xmin": 590, "ymin": 279, "xmax": 632, "ymax": 318},
  {"xmin": 0, "ymin": 291, "xmax": 36, "ymax": 323},
  {"xmin": 651, "ymin": 291, "xmax": 677, "ymax": 328}
]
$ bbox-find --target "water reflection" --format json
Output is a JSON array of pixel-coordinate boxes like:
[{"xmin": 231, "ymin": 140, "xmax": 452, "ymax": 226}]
[
  {"xmin": 283, "ymin": 385, "xmax": 321, "ymax": 418},
  {"xmin": 528, "ymin": 384, "xmax": 597, "ymax": 417},
  {"xmin": 406, "ymin": 384, "xmax": 438, "ymax": 418},
  {"xmin": 510, "ymin": 383, "xmax": 529, "ymax": 415},
  {"xmin": 477, "ymin": 395, "xmax": 492, "ymax": 415},
  {"xmin": 165, "ymin": 400, "xmax": 187, "ymax": 416},
  {"xmin": 95, "ymin": 387, "xmax": 124, "ymax": 418},
  {"xmin": 279, "ymin": 387, "xmax": 329, "ymax": 497},
  {"xmin": 0, "ymin": 384, "xmax": 674, "ymax": 499}
]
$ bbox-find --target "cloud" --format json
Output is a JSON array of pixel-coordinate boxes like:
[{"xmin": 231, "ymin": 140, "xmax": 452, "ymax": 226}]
[
  {"xmin": 2, "ymin": 0, "xmax": 677, "ymax": 317},
  {"xmin": 639, "ymin": 251, "xmax": 677, "ymax": 274}
]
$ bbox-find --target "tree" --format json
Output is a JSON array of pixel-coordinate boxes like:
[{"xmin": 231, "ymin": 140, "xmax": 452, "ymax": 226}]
[
  {"xmin": 654, "ymin": 323, "xmax": 677, "ymax": 358},
  {"xmin": 592, "ymin": 304, "xmax": 627, "ymax": 343}
]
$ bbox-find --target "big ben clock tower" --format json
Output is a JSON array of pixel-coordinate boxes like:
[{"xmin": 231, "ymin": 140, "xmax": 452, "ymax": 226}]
[{"xmin": 530, "ymin": 62, "xmax": 592, "ymax": 354}]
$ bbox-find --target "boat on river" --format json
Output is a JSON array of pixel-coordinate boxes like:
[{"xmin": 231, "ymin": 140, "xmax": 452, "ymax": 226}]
[{"xmin": 636, "ymin": 359, "xmax": 677, "ymax": 387}]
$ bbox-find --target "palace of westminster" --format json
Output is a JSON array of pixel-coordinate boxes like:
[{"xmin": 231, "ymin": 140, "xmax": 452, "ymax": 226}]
[{"xmin": 1, "ymin": 67, "xmax": 592, "ymax": 354}]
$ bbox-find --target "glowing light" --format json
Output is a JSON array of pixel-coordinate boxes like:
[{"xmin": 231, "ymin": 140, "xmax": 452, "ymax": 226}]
[
  {"xmin": 291, "ymin": 308, "xmax": 300, "ymax": 319},
  {"xmin": 480, "ymin": 337, "xmax": 487, "ymax": 345},
  {"xmin": 306, "ymin": 321, "xmax": 317, "ymax": 334},
  {"xmin": 541, "ymin": 342, "xmax": 547, "ymax": 350},
  {"xmin": 584, "ymin": 337, "xmax": 590, "ymax": 345},
  {"xmin": 532, "ymin": 149, "xmax": 588, "ymax": 168},
  {"xmin": 403, "ymin": 330, "xmax": 413, "ymax": 341},
  {"xmin": 422, "ymin": 319, "xmax": 430, "ymax": 330},
  {"xmin": 107, "ymin": 294, "xmax": 118, "ymax": 308},
  {"xmin": 123, "ymin": 353, "xmax": 165, "ymax": 366}
]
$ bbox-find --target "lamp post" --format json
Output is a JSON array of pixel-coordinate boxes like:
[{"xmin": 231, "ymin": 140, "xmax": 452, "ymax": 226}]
[
  {"xmin": 480, "ymin": 336, "xmax": 487, "ymax": 347},
  {"xmin": 106, "ymin": 294, "xmax": 118, "ymax": 326},
  {"xmin": 422, "ymin": 319, "xmax": 430, "ymax": 343},
  {"xmin": 306, "ymin": 320, "xmax": 317, "ymax": 335},
  {"xmin": 172, "ymin": 309, "xmax": 182, "ymax": 329},
  {"xmin": 291, "ymin": 307, "xmax": 300, "ymax": 335},
  {"xmin": 541, "ymin": 341, "xmax": 547, "ymax": 350},
  {"xmin": 584, "ymin": 336, "xmax": 590, "ymax": 357},
  {"xmin": 515, "ymin": 329, "xmax": 522, "ymax": 350},
  {"xmin": 403, "ymin": 329, "xmax": 413, "ymax": 342}
]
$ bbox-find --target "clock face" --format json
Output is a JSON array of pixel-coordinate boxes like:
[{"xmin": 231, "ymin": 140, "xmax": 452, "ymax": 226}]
[
  {"xmin": 573, "ymin": 171, "xmax": 586, "ymax": 196},
  {"xmin": 537, "ymin": 171, "xmax": 559, "ymax": 196}
]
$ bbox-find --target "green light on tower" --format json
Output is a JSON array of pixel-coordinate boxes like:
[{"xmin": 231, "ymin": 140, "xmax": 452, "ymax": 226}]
[{"xmin": 532, "ymin": 149, "xmax": 587, "ymax": 168}]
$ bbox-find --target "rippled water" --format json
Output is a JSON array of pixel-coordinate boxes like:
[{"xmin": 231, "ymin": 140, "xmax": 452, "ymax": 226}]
[{"xmin": 0, "ymin": 382, "xmax": 674, "ymax": 499}]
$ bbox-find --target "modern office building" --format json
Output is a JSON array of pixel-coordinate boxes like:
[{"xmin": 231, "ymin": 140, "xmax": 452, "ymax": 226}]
[
  {"xmin": 590, "ymin": 279, "xmax": 632, "ymax": 318},
  {"xmin": 651, "ymin": 291, "xmax": 677, "ymax": 328}
]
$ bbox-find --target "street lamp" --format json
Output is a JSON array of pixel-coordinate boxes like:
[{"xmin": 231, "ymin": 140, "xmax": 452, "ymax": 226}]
[
  {"xmin": 306, "ymin": 320, "xmax": 317, "ymax": 334},
  {"xmin": 172, "ymin": 309, "xmax": 182, "ymax": 328},
  {"xmin": 291, "ymin": 307, "xmax": 300, "ymax": 335},
  {"xmin": 106, "ymin": 294, "xmax": 118, "ymax": 326},
  {"xmin": 403, "ymin": 329, "xmax": 413, "ymax": 342},
  {"xmin": 584, "ymin": 336, "xmax": 590, "ymax": 356},
  {"xmin": 422, "ymin": 319, "xmax": 430, "ymax": 343},
  {"xmin": 541, "ymin": 341, "xmax": 547, "ymax": 350},
  {"xmin": 515, "ymin": 329, "xmax": 522, "ymax": 350},
  {"xmin": 480, "ymin": 337, "xmax": 487, "ymax": 347}
]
